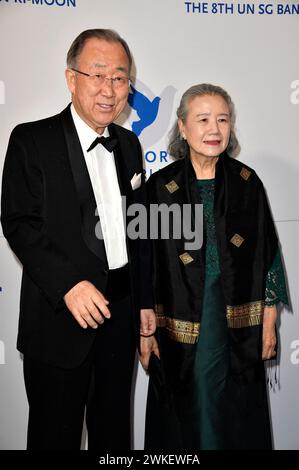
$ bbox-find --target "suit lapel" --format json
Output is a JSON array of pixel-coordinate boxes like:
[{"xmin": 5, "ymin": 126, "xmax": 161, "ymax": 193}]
[
  {"xmin": 108, "ymin": 123, "xmax": 131, "ymax": 196},
  {"xmin": 60, "ymin": 105, "xmax": 108, "ymax": 264}
]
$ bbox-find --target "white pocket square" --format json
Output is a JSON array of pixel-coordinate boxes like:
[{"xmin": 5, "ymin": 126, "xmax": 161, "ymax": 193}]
[{"xmin": 130, "ymin": 172, "xmax": 142, "ymax": 190}]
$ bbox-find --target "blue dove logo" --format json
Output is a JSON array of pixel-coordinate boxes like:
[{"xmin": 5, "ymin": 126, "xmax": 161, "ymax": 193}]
[
  {"xmin": 125, "ymin": 80, "xmax": 177, "ymax": 149},
  {"xmin": 127, "ymin": 85, "xmax": 161, "ymax": 136}
]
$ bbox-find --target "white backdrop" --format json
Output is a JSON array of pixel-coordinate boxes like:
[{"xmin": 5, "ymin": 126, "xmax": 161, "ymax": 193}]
[{"xmin": 0, "ymin": 0, "xmax": 298, "ymax": 450}]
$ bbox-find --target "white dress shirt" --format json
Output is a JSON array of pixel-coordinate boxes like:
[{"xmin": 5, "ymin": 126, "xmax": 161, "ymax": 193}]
[{"xmin": 71, "ymin": 104, "xmax": 128, "ymax": 269}]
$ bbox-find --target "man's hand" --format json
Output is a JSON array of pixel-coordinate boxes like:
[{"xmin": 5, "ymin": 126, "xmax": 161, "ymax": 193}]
[
  {"xmin": 140, "ymin": 308, "xmax": 156, "ymax": 337},
  {"xmin": 139, "ymin": 335, "xmax": 160, "ymax": 370},
  {"xmin": 262, "ymin": 305, "xmax": 277, "ymax": 359},
  {"xmin": 64, "ymin": 280, "xmax": 110, "ymax": 329}
]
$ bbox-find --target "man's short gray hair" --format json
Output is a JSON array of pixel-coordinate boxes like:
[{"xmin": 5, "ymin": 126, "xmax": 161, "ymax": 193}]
[{"xmin": 66, "ymin": 29, "xmax": 132, "ymax": 72}]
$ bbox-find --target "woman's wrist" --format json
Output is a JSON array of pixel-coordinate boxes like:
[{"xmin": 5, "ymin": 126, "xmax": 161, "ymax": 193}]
[{"xmin": 140, "ymin": 332, "xmax": 155, "ymax": 338}]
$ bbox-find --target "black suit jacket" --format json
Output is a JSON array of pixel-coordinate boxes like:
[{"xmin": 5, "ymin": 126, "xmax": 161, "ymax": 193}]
[{"xmin": 1, "ymin": 105, "xmax": 152, "ymax": 368}]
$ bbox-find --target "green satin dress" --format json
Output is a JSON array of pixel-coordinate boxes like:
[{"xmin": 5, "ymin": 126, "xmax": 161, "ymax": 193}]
[{"xmin": 194, "ymin": 179, "xmax": 288, "ymax": 450}]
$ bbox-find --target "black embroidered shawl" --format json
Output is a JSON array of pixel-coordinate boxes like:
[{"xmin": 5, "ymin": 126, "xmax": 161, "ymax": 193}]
[{"xmin": 147, "ymin": 153, "xmax": 278, "ymax": 380}]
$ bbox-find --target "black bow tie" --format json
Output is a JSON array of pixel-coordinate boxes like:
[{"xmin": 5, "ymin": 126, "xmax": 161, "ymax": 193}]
[{"xmin": 87, "ymin": 135, "xmax": 118, "ymax": 153}]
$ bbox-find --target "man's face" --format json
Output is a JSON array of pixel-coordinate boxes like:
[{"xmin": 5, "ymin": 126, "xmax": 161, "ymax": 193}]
[{"xmin": 66, "ymin": 38, "xmax": 130, "ymax": 134}]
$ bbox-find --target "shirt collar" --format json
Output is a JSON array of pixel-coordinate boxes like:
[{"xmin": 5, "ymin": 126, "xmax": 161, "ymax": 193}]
[{"xmin": 70, "ymin": 103, "xmax": 110, "ymax": 153}]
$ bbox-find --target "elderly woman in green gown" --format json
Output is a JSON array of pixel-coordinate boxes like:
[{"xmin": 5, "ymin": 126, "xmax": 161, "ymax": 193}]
[{"xmin": 141, "ymin": 83, "xmax": 288, "ymax": 450}]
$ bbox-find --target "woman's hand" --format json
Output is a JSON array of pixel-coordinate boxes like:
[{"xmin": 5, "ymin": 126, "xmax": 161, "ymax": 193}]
[
  {"xmin": 140, "ymin": 309, "xmax": 156, "ymax": 336},
  {"xmin": 262, "ymin": 305, "xmax": 277, "ymax": 359},
  {"xmin": 139, "ymin": 336, "xmax": 160, "ymax": 370}
]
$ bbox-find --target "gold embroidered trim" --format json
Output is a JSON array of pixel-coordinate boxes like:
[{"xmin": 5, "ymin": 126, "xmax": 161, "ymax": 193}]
[
  {"xmin": 179, "ymin": 252, "xmax": 194, "ymax": 265},
  {"xmin": 230, "ymin": 233, "xmax": 244, "ymax": 247},
  {"xmin": 226, "ymin": 301, "xmax": 265, "ymax": 328},
  {"xmin": 154, "ymin": 305, "xmax": 200, "ymax": 344},
  {"xmin": 165, "ymin": 180, "xmax": 179, "ymax": 193},
  {"xmin": 240, "ymin": 167, "xmax": 251, "ymax": 180},
  {"xmin": 155, "ymin": 300, "xmax": 264, "ymax": 338}
]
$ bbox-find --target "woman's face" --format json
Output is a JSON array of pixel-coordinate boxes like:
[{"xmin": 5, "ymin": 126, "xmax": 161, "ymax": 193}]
[{"xmin": 179, "ymin": 94, "xmax": 231, "ymax": 160}]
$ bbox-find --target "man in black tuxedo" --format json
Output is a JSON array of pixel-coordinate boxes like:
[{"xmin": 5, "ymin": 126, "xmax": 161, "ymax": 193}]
[{"xmin": 1, "ymin": 29, "xmax": 157, "ymax": 450}]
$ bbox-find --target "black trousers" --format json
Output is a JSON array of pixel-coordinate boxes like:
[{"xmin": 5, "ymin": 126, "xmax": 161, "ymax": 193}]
[{"xmin": 23, "ymin": 294, "xmax": 136, "ymax": 450}]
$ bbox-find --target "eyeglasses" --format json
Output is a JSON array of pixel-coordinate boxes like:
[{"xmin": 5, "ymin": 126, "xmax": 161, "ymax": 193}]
[{"xmin": 71, "ymin": 68, "xmax": 130, "ymax": 89}]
